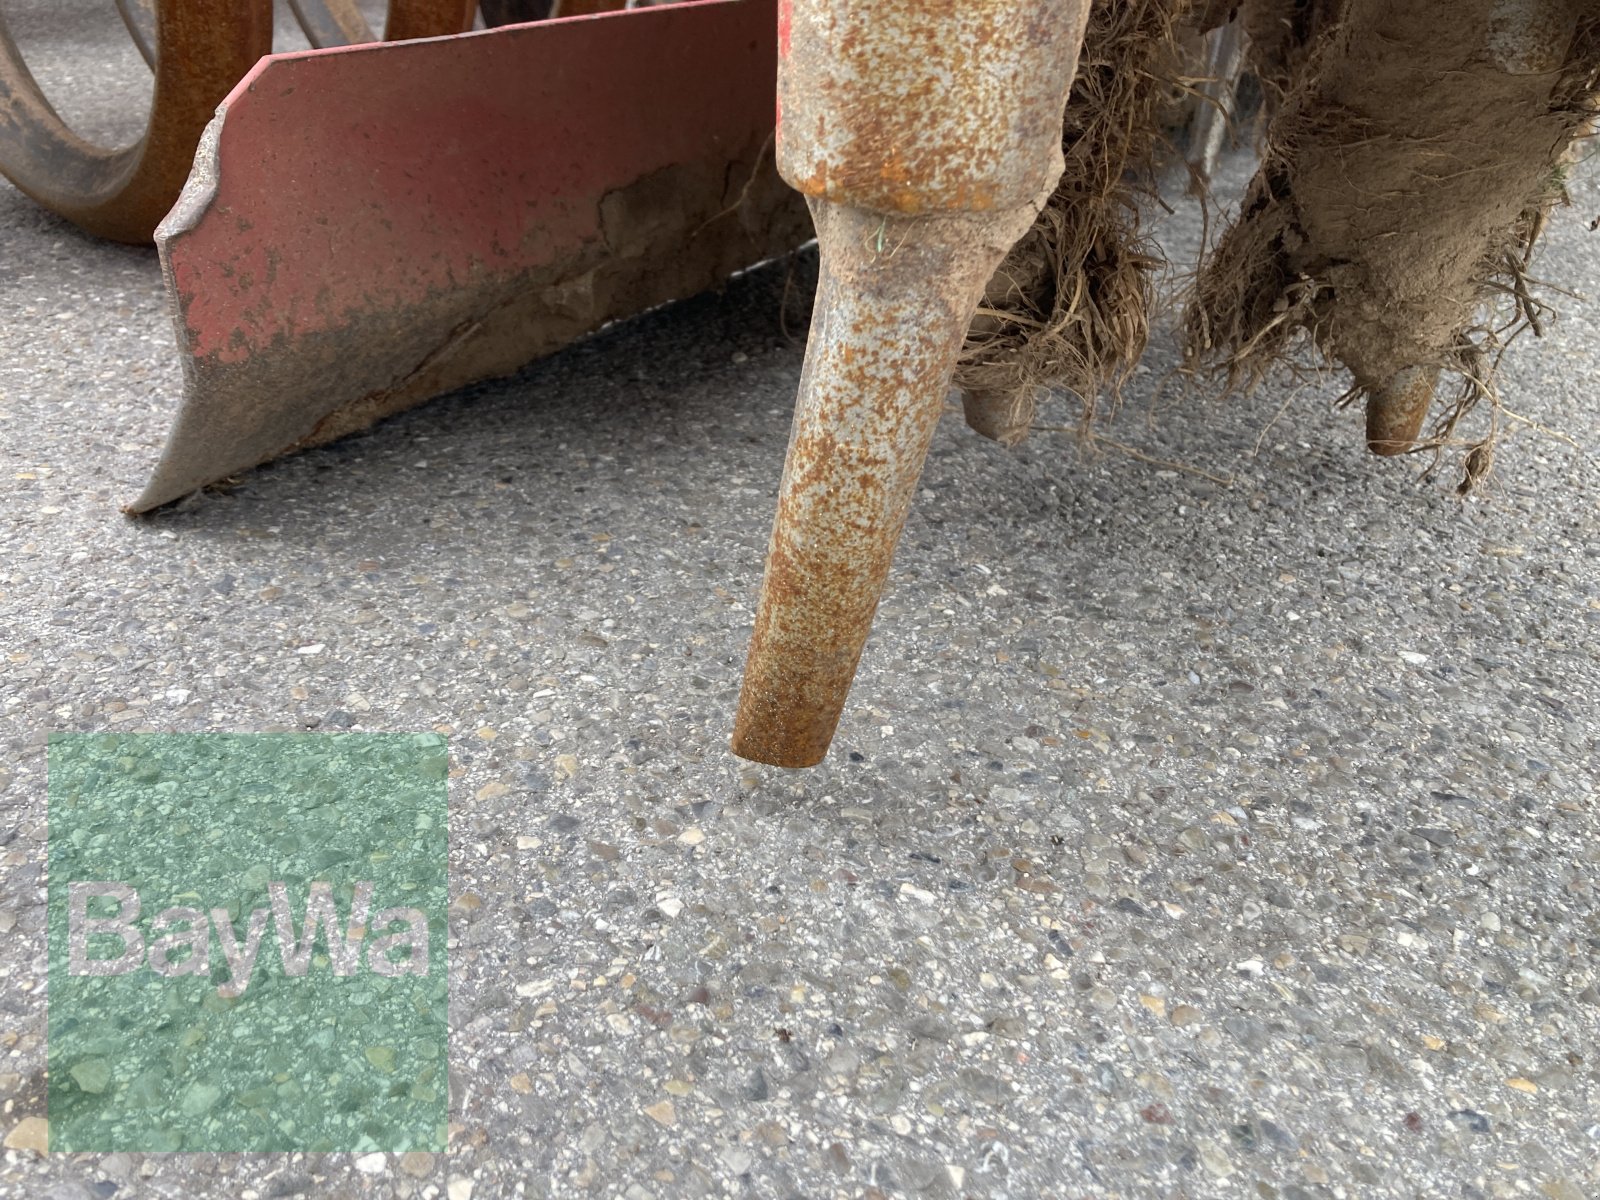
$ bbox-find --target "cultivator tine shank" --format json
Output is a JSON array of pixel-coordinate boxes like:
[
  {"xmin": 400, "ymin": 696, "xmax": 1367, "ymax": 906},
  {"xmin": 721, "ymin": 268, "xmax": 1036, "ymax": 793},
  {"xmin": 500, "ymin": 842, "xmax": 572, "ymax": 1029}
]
[
  {"xmin": 1366, "ymin": 367, "xmax": 1440, "ymax": 456},
  {"xmin": 277, "ymin": 0, "xmax": 480, "ymax": 51},
  {"xmin": 1186, "ymin": 20, "xmax": 1245, "ymax": 190},
  {"xmin": 730, "ymin": 0, "xmax": 1093, "ymax": 767}
]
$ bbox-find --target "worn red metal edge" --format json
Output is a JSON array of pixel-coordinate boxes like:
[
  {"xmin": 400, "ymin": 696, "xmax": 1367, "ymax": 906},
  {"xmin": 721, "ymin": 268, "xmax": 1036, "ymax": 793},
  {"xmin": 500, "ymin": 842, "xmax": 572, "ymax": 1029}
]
[{"xmin": 129, "ymin": 0, "xmax": 808, "ymax": 513}]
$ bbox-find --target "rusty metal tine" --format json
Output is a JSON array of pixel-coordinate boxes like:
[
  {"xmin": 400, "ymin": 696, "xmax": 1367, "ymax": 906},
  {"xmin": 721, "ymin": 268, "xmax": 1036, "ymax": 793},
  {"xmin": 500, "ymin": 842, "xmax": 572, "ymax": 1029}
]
[
  {"xmin": 0, "ymin": 0, "xmax": 273, "ymax": 243},
  {"xmin": 731, "ymin": 204, "xmax": 1043, "ymax": 768},
  {"xmin": 731, "ymin": 0, "xmax": 1092, "ymax": 767},
  {"xmin": 289, "ymin": 0, "xmax": 377, "ymax": 48},
  {"xmin": 1366, "ymin": 366, "xmax": 1439, "ymax": 455},
  {"xmin": 383, "ymin": 0, "xmax": 480, "ymax": 40},
  {"xmin": 113, "ymin": 0, "xmax": 158, "ymax": 69},
  {"xmin": 1186, "ymin": 20, "xmax": 1245, "ymax": 191}
]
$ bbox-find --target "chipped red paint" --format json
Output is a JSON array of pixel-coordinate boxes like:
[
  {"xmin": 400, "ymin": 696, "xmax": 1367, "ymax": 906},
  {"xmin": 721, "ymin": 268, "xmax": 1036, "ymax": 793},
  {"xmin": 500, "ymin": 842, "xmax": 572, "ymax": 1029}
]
[
  {"xmin": 0, "ymin": 0, "xmax": 474, "ymax": 243},
  {"xmin": 168, "ymin": 11, "xmax": 750, "ymax": 365}
]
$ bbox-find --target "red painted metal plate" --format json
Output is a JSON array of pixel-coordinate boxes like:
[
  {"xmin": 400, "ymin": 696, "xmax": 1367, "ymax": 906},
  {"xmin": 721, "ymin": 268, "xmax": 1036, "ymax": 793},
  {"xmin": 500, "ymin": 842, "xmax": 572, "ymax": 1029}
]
[{"xmin": 131, "ymin": 0, "xmax": 807, "ymax": 511}]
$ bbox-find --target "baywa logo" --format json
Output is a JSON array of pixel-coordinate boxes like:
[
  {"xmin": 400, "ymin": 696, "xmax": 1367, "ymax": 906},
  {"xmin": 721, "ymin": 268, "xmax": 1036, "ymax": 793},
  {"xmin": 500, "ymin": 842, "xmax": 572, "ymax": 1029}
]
[
  {"xmin": 68, "ymin": 880, "xmax": 430, "ymax": 997},
  {"xmin": 48, "ymin": 733, "xmax": 449, "ymax": 1154}
]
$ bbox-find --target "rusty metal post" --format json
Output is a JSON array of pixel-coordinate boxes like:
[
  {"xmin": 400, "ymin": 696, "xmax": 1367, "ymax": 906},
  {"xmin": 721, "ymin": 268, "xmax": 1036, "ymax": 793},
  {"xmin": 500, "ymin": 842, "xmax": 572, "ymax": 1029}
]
[
  {"xmin": 1186, "ymin": 19, "xmax": 1245, "ymax": 192},
  {"xmin": 731, "ymin": 0, "xmax": 1092, "ymax": 767},
  {"xmin": 0, "ymin": 0, "xmax": 272, "ymax": 243},
  {"xmin": 382, "ymin": 0, "xmax": 480, "ymax": 41},
  {"xmin": 1366, "ymin": 366, "xmax": 1439, "ymax": 456}
]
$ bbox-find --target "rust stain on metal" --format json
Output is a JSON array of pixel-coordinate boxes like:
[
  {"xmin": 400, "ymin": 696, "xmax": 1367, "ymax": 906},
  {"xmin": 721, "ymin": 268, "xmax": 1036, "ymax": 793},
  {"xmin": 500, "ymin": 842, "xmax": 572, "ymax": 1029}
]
[
  {"xmin": 1365, "ymin": 366, "xmax": 1439, "ymax": 456},
  {"xmin": 774, "ymin": 0, "xmax": 1085, "ymax": 215},
  {"xmin": 731, "ymin": 206, "xmax": 1023, "ymax": 766},
  {"xmin": 383, "ymin": 0, "xmax": 479, "ymax": 42},
  {"xmin": 733, "ymin": 0, "xmax": 1092, "ymax": 767}
]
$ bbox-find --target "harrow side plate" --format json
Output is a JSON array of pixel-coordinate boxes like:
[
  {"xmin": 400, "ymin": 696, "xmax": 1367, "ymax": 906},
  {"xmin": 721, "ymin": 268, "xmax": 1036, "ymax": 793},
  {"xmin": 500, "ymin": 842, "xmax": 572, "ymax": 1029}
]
[{"xmin": 131, "ymin": 0, "xmax": 807, "ymax": 512}]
